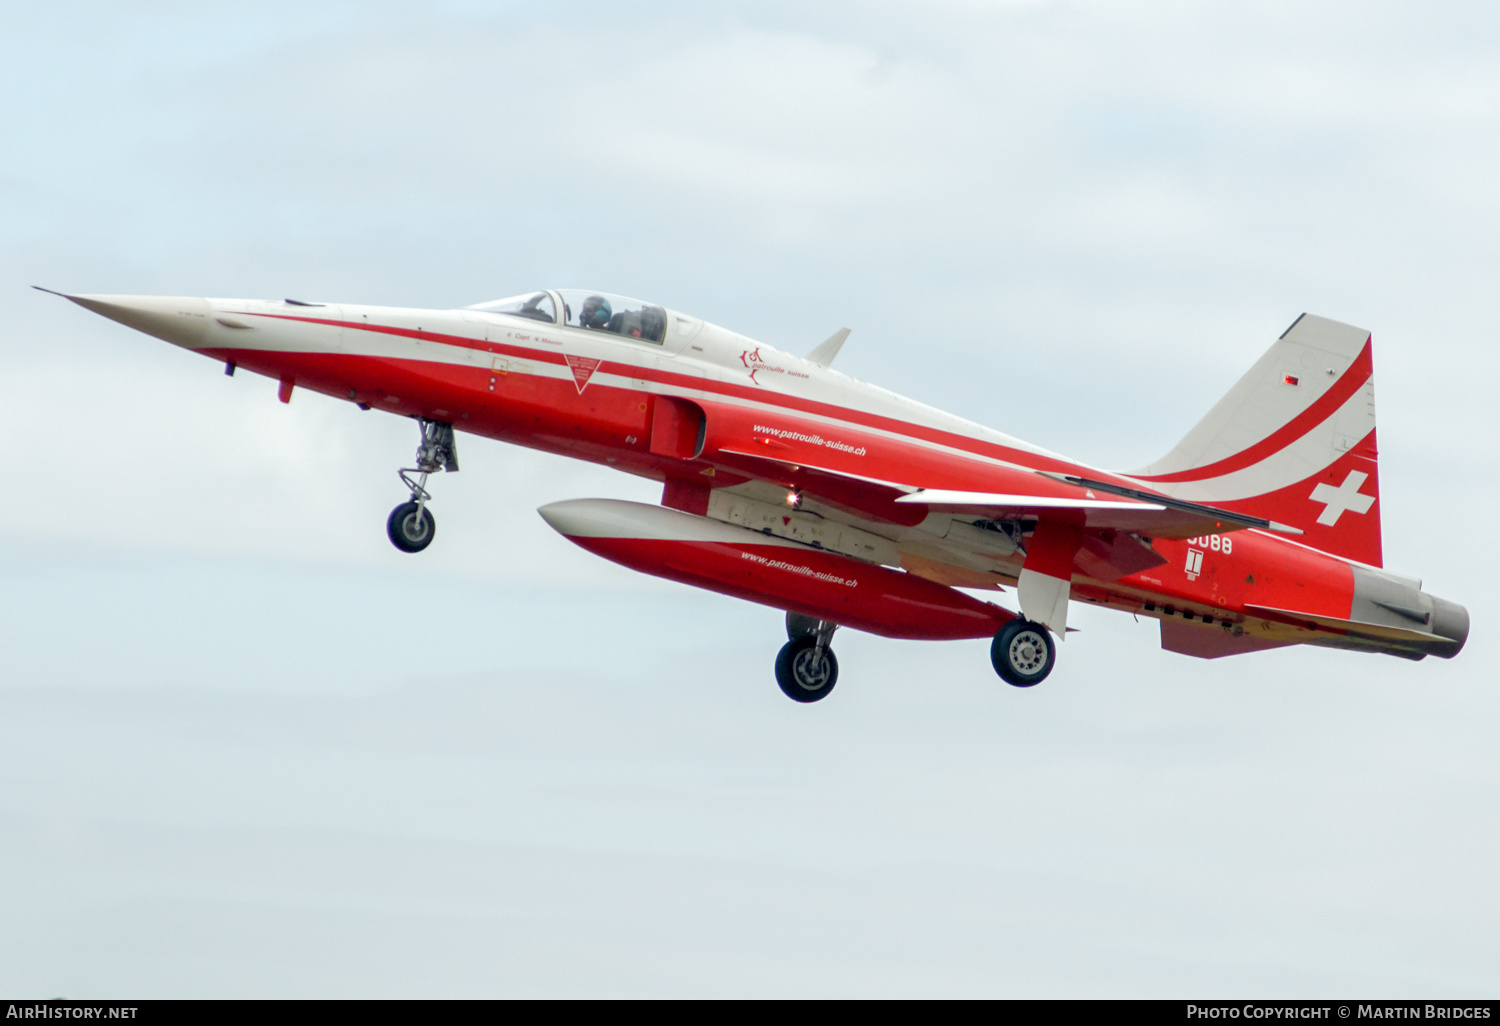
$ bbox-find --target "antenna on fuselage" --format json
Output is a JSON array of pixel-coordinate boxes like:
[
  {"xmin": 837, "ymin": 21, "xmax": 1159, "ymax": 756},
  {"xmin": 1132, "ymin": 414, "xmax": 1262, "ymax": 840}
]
[{"xmin": 805, "ymin": 327, "xmax": 850, "ymax": 367}]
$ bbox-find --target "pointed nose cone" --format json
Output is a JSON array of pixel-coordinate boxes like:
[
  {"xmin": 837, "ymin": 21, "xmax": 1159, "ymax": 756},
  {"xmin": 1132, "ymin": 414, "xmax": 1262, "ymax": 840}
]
[{"xmin": 63, "ymin": 293, "xmax": 211, "ymax": 350}]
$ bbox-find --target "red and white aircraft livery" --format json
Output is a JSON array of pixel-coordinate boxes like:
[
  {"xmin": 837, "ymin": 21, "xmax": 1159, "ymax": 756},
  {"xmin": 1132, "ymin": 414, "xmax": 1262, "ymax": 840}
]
[{"xmin": 46, "ymin": 286, "xmax": 1468, "ymax": 701}]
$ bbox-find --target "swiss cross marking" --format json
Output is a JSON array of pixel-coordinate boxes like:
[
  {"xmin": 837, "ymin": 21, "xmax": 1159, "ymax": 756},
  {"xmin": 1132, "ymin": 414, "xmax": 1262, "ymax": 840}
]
[{"xmin": 1309, "ymin": 470, "xmax": 1375, "ymax": 526}]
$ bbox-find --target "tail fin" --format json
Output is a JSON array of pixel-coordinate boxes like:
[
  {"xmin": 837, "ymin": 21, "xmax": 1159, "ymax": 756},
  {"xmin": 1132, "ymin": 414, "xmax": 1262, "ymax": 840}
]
[{"xmin": 1129, "ymin": 314, "xmax": 1382, "ymax": 566}]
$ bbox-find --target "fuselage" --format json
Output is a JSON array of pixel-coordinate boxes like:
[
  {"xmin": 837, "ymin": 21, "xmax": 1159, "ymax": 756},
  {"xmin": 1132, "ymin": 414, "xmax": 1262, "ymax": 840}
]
[{"xmin": 59, "ymin": 289, "xmax": 1468, "ymax": 663}]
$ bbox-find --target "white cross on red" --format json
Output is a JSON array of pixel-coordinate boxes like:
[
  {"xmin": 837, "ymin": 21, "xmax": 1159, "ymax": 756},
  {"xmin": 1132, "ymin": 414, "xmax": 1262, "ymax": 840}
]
[{"xmin": 1310, "ymin": 470, "xmax": 1375, "ymax": 526}]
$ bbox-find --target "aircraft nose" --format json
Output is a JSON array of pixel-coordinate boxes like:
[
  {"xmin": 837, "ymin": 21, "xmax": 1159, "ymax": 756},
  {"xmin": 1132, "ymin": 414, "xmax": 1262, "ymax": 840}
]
[{"xmin": 56, "ymin": 292, "xmax": 211, "ymax": 350}]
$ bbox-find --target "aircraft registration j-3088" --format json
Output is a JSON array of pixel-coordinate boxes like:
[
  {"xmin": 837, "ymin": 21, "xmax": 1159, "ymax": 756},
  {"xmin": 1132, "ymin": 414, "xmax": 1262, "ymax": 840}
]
[{"xmin": 42, "ymin": 285, "xmax": 1468, "ymax": 701}]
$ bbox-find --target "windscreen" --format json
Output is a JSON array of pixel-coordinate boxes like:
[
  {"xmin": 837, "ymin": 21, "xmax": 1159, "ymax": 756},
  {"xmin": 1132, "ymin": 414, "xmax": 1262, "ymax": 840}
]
[{"xmin": 467, "ymin": 292, "xmax": 556, "ymax": 323}]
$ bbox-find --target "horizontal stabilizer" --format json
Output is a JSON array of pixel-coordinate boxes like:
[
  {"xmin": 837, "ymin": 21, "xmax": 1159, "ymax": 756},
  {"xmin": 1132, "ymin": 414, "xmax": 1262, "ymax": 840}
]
[
  {"xmin": 1245, "ymin": 604, "xmax": 1451, "ymax": 645},
  {"xmin": 1160, "ymin": 619, "xmax": 1292, "ymax": 659}
]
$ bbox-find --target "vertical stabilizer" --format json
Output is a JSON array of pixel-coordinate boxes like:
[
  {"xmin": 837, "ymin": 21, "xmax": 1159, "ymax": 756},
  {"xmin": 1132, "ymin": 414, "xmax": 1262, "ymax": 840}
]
[
  {"xmin": 1129, "ymin": 314, "xmax": 1382, "ymax": 566},
  {"xmin": 806, "ymin": 328, "xmax": 850, "ymax": 367}
]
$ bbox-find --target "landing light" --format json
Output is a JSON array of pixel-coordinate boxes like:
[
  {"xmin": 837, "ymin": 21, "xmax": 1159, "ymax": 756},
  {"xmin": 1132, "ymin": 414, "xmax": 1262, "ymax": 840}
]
[{"xmin": 786, "ymin": 490, "xmax": 802, "ymax": 509}]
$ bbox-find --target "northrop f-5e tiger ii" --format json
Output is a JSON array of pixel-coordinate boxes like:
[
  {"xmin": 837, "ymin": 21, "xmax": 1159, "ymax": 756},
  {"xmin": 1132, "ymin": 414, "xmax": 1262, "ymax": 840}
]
[{"xmin": 44, "ymin": 285, "xmax": 1468, "ymax": 701}]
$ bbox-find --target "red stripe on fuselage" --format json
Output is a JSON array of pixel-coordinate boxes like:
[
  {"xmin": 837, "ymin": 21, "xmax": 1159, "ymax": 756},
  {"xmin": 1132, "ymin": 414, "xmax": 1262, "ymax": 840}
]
[{"xmin": 236, "ymin": 311, "xmax": 1111, "ymax": 486}]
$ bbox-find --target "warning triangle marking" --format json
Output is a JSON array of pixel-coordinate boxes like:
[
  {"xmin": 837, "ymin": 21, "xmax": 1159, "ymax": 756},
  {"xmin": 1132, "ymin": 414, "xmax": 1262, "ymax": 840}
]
[{"xmin": 564, "ymin": 353, "xmax": 602, "ymax": 393}]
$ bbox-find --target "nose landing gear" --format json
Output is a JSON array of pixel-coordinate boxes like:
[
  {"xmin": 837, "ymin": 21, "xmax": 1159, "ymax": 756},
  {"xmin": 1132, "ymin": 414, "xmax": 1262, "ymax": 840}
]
[
  {"xmin": 386, "ymin": 417, "xmax": 458, "ymax": 554},
  {"xmin": 775, "ymin": 613, "xmax": 840, "ymax": 703}
]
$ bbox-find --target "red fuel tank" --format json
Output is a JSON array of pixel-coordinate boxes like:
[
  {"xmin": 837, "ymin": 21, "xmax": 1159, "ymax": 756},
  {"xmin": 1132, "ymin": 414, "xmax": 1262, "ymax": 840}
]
[{"xmin": 538, "ymin": 498, "xmax": 1013, "ymax": 641}]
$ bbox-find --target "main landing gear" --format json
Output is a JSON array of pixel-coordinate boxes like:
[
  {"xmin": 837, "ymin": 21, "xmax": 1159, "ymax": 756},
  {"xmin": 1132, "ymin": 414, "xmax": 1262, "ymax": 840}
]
[
  {"xmin": 775, "ymin": 612, "xmax": 840, "ymax": 703},
  {"xmin": 991, "ymin": 618, "xmax": 1056, "ymax": 687},
  {"xmin": 772, "ymin": 614, "xmax": 1057, "ymax": 702},
  {"xmin": 387, "ymin": 417, "xmax": 458, "ymax": 554}
]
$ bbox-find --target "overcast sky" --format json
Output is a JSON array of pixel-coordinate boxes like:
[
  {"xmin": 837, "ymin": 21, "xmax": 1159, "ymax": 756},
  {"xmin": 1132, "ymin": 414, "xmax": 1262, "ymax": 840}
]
[{"xmin": 2, "ymin": 0, "xmax": 1497, "ymax": 997}]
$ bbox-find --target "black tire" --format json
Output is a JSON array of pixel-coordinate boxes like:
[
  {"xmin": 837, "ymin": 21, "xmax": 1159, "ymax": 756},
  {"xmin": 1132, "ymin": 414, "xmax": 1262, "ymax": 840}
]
[
  {"xmin": 991, "ymin": 619, "xmax": 1055, "ymax": 688},
  {"xmin": 386, "ymin": 500, "xmax": 436, "ymax": 553},
  {"xmin": 774, "ymin": 635, "xmax": 838, "ymax": 703}
]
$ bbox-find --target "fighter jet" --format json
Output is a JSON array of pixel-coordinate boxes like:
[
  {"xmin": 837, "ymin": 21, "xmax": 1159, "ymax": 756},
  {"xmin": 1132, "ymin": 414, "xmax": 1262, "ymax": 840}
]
[{"xmin": 43, "ymin": 286, "xmax": 1468, "ymax": 702}]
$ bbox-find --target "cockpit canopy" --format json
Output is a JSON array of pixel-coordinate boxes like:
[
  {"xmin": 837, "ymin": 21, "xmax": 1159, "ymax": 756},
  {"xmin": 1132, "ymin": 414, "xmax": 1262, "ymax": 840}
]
[
  {"xmin": 468, "ymin": 289, "xmax": 668, "ymax": 344},
  {"xmin": 556, "ymin": 290, "xmax": 667, "ymax": 343}
]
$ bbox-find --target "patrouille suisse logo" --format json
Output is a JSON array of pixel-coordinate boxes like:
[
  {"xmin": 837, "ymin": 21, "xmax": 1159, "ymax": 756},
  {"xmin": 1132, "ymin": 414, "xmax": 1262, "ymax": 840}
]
[
  {"xmin": 740, "ymin": 347, "xmax": 767, "ymax": 385},
  {"xmin": 739, "ymin": 347, "xmax": 809, "ymax": 387}
]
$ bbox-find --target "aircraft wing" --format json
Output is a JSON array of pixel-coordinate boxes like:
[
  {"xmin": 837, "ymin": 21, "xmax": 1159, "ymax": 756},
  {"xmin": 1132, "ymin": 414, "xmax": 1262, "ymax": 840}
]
[
  {"xmin": 681, "ymin": 396, "xmax": 1293, "ymax": 540},
  {"xmin": 898, "ymin": 480, "xmax": 1301, "ymax": 539}
]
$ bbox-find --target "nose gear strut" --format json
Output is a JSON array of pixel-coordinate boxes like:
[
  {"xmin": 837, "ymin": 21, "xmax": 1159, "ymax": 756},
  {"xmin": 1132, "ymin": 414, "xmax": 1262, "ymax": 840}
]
[{"xmin": 387, "ymin": 417, "xmax": 459, "ymax": 553}]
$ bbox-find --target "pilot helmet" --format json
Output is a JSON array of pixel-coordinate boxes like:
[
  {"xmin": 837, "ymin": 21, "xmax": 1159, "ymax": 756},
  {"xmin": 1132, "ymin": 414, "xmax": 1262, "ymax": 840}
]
[{"xmin": 580, "ymin": 295, "xmax": 612, "ymax": 329}]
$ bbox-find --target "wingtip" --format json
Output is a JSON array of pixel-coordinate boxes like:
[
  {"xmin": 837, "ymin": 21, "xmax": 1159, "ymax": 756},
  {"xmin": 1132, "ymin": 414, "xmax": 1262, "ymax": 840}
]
[{"xmin": 31, "ymin": 285, "xmax": 68, "ymax": 298}]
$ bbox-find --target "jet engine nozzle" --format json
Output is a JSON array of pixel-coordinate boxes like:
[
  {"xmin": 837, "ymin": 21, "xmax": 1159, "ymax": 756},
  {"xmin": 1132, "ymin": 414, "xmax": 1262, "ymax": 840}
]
[
  {"xmin": 61, "ymin": 293, "xmax": 211, "ymax": 350},
  {"xmin": 1426, "ymin": 595, "xmax": 1470, "ymax": 660}
]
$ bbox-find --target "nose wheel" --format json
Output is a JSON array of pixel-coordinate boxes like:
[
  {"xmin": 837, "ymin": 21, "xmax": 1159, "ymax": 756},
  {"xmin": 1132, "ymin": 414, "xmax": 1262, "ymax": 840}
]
[
  {"xmin": 387, "ymin": 501, "xmax": 436, "ymax": 552},
  {"xmin": 387, "ymin": 417, "xmax": 458, "ymax": 555},
  {"xmin": 775, "ymin": 615, "xmax": 839, "ymax": 702},
  {"xmin": 991, "ymin": 618, "xmax": 1055, "ymax": 687}
]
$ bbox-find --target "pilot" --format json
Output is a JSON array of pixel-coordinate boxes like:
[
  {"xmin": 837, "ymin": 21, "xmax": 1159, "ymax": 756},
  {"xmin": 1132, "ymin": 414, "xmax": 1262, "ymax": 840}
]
[
  {"xmin": 639, "ymin": 306, "xmax": 666, "ymax": 342},
  {"xmin": 580, "ymin": 295, "xmax": 612, "ymax": 330},
  {"xmin": 608, "ymin": 309, "xmax": 643, "ymax": 337},
  {"xmin": 606, "ymin": 305, "xmax": 666, "ymax": 342}
]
